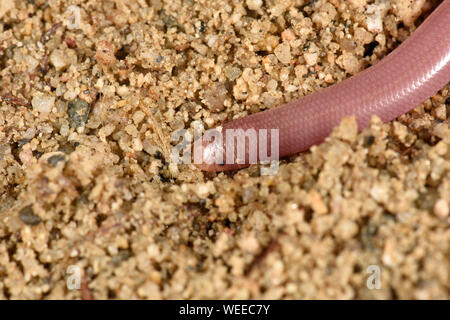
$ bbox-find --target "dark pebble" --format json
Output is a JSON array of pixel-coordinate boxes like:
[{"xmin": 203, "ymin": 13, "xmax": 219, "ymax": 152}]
[
  {"xmin": 32, "ymin": 150, "xmax": 43, "ymax": 159},
  {"xmin": 47, "ymin": 154, "xmax": 66, "ymax": 167},
  {"xmin": 154, "ymin": 150, "xmax": 163, "ymax": 159},
  {"xmin": 68, "ymin": 98, "xmax": 90, "ymax": 128},
  {"xmin": 199, "ymin": 21, "xmax": 206, "ymax": 33},
  {"xmin": 364, "ymin": 135, "xmax": 375, "ymax": 146},
  {"xmin": 112, "ymin": 249, "xmax": 132, "ymax": 267},
  {"xmin": 19, "ymin": 206, "xmax": 41, "ymax": 226}
]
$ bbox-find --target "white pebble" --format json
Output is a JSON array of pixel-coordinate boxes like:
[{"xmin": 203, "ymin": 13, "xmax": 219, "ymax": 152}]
[
  {"xmin": 274, "ymin": 42, "xmax": 292, "ymax": 64},
  {"xmin": 434, "ymin": 199, "xmax": 449, "ymax": 218},
  {"xmin": 246, "ymin": 0, "xmax": 262, "ymax": 11},
  {"xmin": 366, "ymin": 4, "xmax": 384, "ymax": 32},
  {"xmin": 49, "ymin": 49, "xmax": 70, "ymax": 71},
  {"xmin": 32, "ymin": 95, "xmax": 55, "ymax": 113},
  {"xmin": 207, "ymin": 35, "xmax": 218, "ymax": 47},
  {"xmin": 304, "ymin": 52, "xmax": 319, "ymax": 65}
]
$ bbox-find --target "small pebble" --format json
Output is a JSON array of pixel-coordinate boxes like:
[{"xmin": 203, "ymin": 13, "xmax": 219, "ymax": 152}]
[
  {"xmin": 19, "ymin": 206, "xmax": 41, "ymax": 226},
  {"xmin": 434, "ymin": 199, "xmax": 449, "ymax": 218},
  {"xmin": 68, "ymin": 98, "xmax": 90, "ymax": 128}
]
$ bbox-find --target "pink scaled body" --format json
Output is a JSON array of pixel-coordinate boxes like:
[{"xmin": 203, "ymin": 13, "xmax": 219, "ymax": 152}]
[{"xmin": 197, "ymin": 1, "xmax": 450, "ymax": 172}]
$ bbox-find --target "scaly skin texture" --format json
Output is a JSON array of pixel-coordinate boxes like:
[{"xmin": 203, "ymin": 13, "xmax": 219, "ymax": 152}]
[{"xmin": 196, "ymin": 0, "xmax": 450, "ymax": 172}]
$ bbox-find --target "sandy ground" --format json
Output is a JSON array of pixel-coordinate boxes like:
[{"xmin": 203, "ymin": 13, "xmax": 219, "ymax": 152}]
[{"xmin": 0, "ymin": 0, "xmax": 449, "ymax": 299}]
